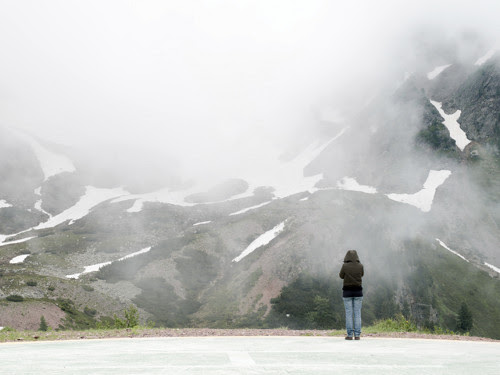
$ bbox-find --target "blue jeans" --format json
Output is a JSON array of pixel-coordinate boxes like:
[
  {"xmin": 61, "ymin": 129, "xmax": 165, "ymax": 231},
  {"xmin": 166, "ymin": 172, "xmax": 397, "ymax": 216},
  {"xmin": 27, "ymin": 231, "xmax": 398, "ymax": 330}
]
[{"xmin": 343, "ymin": 297, "xmax": 363, "ymax": 337}]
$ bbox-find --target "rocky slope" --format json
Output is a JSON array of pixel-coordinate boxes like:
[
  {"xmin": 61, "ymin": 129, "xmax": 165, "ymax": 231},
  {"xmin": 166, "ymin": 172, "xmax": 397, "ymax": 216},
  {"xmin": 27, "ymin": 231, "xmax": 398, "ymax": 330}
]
[{"xmin": 1, "ymin": 48, "xmax": 500, "ymax": 338}]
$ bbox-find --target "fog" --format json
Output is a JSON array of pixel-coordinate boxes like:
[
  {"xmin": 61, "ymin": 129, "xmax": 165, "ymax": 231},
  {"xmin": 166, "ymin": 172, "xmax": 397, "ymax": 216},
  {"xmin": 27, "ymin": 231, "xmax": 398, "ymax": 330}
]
[{"xmin": 1, "ymin": 0, "xmax": 500, "ymax": 188}]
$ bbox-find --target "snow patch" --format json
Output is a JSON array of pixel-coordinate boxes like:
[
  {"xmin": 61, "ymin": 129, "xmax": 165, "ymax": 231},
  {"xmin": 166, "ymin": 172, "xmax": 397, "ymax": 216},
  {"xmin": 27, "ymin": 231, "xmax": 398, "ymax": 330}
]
[
  {"xmin": 66, "ymin": 246, "xmax": 152, "ymax": 279},
  {"xmin": 229, "ymin": 201, "xmax": 272, "ymax": 216},
  {"xmin": 126, "ymin": 199, "xmax": 145, "ymax": 213},
  {"xmin": 0, "ymin": 199, "xmax": 12, "ymax": 209},
  {"xmin": 34, "ymin": 199, "xmax": 53, "ymax": 218},
  {"xmin": 435, "ymin": 239, "xmax": 469, "ymax": 262},
  {"xmin": 475, "ymin": 49, "xmax": 496, "ymax": 66},
  {"xmin": 13, "ymin": 131, "xmax": 75, "ymax": 181},
  {"xmin": 386, "ymin": 170, "xmax": 451, "ymax": 212},
  {"xmin": 112, "ymin": 128, "xmax": 347, "ymax": 210},
  {"xmin": 193, "ymin": 221, "xmax": 212, "ymax": 226},
  {"xmin": 1, "ymin": 236, "xmax": 36, "ymax": 248},
  {"xmin": 337, "ymin": 177, "xmax": 377, "ymax": 194},
  {"xmin": 427, "ymin": 64, "xmax": 451, "ymax": 80},
  {"xmin": 66, "ymin": 261, "xmax": 112, "ymax": 279},
  {"xmin": 119, "ymin": 247, "xmax": 152, "ymax": 261},
  {"xmin": 430, "ymin": 101, "xmax": 471, "ymax": 151},
  {"xmin": 300, "ymin": 197, "xmax": 309, "ymax": 201},
  {"xmin": 485, "ymin": 262, "xmax": 500, "ymax": 274},
  {"xmin": 232, "ymin": 221, "xmax": 286, "ymax": 262},
  {"xmin": 0, "ymin": 186, "xmax": 127, "ymax": 245},
  {"xmin": 35, "ymin": 186, "xmax": 128, "ymax": 230},
  {"xmin": 114, "ymin": 187, "xmax": 197, "ymax": 213},
  {"xmin": 9, "ymin": 253, "xmax": 31, "ymax": 264}
]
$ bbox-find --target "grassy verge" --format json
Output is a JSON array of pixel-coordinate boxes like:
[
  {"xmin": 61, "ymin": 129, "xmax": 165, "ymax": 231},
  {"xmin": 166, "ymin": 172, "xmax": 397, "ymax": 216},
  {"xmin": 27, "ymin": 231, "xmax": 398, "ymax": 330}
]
[
  {"xmin": 0, "ymin": 317, "xmax": 478, "ymax": 343},
  {"xmin": 0, "ymin": 326, "xmax": 154, "ymax": 343}
]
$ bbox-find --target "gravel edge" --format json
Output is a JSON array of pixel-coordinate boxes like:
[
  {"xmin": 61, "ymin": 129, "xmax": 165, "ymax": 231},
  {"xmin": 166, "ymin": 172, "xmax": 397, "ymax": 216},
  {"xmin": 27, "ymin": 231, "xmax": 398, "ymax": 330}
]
[{"xmin": 2, "ymin": 328, "xmax": 497, "ymax": 343}]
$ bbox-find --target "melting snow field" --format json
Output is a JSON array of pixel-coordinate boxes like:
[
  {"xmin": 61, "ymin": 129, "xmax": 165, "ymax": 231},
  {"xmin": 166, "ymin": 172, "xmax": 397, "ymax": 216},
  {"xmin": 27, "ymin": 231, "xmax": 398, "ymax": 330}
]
[
  {"xmin": 66, "ymin": 247, "xmax": 152, "ymax": 279},
  {"xmin": 430, "ymin": 101, "xmax": 471, "ymax": 151},
  {"xmin": 485, "ymin": 262, "xmax": 500, "ymax": 274},
  {"xmin": 193, "ymin": 221, "xmax": 212, "ymax": 226},
  {"xmin": 475, "ymin": 49, "xmax": 496, "ymax": 66},
  {"xmin": 113, "ymin": 128, "xmax": 348, "ymax": 211},
  {"xmin": 436, "ymin": 239, "xmax": 469, "ymax": 262},
  {"xmin": 0, "ymin": 199, "xmax": 12, "ymax": 209},
  {"xmin": 232, "ymin": 221, "xmax": 286, "ymax": 262},
  {"xmin": 12, "ymin": 131, "xmax": 76, "ymax": 181},
  {"xmin": 386, "ymin": 170, "xmax": 451, "ymax": 212},
  {"xmin": 427, "ymin": 64, "xmax": 451, "ymax": 80},
  {"xmin": 35, "ymin": 186, "xmax": 129, "ymax": 230},
  {"xmin": 242, "ymin": 129, "xmax": 347, "ymax": 200},
  {"xmin": 34, "ymin": 199, "xmax": 53, "ymax": 218},
  {"xmin": 9, "ymin": 254, "xmax": 31, "ymax": 264},
  {"xmin": 337, "ymin": 177, "xmax": 377, "ymax": 194},
  {"xmin": 0, "ymin": 236, "xmax": 36, "ymax": 248},
  {"xmin": 229, "ymin": 201, "xmax": 272, "ymax": 216}
]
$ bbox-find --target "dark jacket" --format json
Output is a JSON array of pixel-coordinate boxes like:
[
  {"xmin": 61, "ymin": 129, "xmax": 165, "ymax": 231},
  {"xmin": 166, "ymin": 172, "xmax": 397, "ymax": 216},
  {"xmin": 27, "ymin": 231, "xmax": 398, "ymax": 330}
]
[{"xmin": 339, "ymin": 250, "xmax": 364, "ymax": 297}]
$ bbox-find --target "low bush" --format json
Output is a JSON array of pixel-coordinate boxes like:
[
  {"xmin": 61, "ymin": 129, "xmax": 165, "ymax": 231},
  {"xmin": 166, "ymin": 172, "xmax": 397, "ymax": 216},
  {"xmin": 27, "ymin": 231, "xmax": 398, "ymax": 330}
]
[
  {"xmin": 84, "ymin": 307, "xmax": 97, "ymax": 317},
  {"xmin": 98, "ymin": 306, "xmax": 140, "ymax": 329},
  {"xmin": 6, "ymin": 295, "xmax": 24, "ymax": 302},
  {"xmin": 368, "ymin": 314, "xmax": 418, "ymax": 333}
]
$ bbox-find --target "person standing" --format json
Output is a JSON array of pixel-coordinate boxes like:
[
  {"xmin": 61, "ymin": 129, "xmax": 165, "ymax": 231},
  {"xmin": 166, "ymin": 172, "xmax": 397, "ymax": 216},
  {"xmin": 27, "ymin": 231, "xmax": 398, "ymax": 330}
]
[{"xmin": 339, "ymin": 249, "xmax": 364, "ymax": 340}]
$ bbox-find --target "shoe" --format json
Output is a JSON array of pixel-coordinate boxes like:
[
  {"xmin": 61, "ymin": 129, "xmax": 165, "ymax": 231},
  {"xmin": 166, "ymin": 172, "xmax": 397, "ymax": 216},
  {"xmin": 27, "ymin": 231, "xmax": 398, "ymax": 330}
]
[
  {"xmin": 345, "ymin": 336, "xmax": 353, "ymax": 340},
  {"xmin": 355, "ymin": 336, "xmax": 360, "ymax": 340}
]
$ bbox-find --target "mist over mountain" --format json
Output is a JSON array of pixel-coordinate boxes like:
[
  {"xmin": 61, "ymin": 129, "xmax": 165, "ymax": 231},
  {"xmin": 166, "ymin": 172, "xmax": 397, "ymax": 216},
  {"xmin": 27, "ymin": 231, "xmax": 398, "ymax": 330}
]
[{"xmin": 1, "ymin": 1, "xmax": 500, "ymax": 338}]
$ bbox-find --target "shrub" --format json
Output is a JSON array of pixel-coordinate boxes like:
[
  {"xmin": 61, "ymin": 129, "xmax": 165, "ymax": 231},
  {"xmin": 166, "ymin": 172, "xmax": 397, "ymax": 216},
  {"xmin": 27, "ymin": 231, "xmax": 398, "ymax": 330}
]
[
  {"xmin": 6, "ymin": 295, "xmax": 24, "ymax": 302},
  {"xmin": 57, "ymin": 299, "xmax": 77, "ymax": 315},
  {"xmin": 82, "ymin": 285, "xmax": 94, "ymax": 292},
  {"xmin": 99, "ymin": 306, "xmax": 140, "ymax": 329},
  {"xmin": 47, "ymin": 285, "xmax": 55, "ymax": 291},
  {"xmin": 305, "ymin": 295, "xmax": 338, "ymax": 328},
  {"xmin": 371, "ymin": 314, "xmax": 418, "ymax": 332},
  {"xmin": 0, "ymin": 326, "xmax": 16, "ymax": 332},
  {"xmin": 114, "ymin": 305, "xmax": 140, "ymax": 328},
  {"xmin": 84, "ymin": 307, "xmax": 97, "ymax": 317},
  {"xmin": 26, "ymin": 280, "xmax": 37, "ymax": 287}
]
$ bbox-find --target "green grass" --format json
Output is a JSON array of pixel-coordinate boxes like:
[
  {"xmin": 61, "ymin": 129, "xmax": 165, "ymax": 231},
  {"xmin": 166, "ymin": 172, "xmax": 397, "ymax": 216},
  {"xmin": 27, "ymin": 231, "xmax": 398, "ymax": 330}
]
[
  {"xmin": 363, "ymin": 315, "xmax": 419, "ymax": 334},
  {"xmin": 0, "ymin": 326, "xmax": 151, "ymax": 342},
  {"xmin": 0, "ymin": 317, "xmax": 471, "ymax": 343},
  {"xmin": 324, "ymin": 315, "xmax": 461, "ymax": 337}
]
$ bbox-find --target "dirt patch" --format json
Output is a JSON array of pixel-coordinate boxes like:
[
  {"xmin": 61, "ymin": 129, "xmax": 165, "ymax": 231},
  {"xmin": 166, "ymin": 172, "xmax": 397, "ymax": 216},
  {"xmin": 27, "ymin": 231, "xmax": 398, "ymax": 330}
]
[{"xmin": 0, "ymin": 301, "xmax": 65, "ymax": 330}]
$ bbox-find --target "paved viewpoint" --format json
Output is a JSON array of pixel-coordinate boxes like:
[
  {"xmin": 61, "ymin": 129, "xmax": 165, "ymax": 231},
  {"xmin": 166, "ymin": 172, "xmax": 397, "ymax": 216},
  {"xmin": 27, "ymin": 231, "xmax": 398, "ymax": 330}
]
[{"xmin": 0, "ymin": 336, "xmax": 498, "ymax": 374}]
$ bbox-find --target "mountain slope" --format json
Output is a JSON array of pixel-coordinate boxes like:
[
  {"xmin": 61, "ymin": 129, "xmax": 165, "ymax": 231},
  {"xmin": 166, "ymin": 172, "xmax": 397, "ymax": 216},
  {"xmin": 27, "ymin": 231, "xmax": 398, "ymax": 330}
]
[{"xmin": 1, "ymin": 49, "xmax": 500, "ymax": 338}]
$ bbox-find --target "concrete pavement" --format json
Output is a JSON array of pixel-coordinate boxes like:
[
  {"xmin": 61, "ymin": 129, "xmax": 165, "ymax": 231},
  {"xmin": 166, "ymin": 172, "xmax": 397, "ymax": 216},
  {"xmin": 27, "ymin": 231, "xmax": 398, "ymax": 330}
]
[{"xmin": 0, "ymin": 336, "xmax": 498, "ymax": 374}]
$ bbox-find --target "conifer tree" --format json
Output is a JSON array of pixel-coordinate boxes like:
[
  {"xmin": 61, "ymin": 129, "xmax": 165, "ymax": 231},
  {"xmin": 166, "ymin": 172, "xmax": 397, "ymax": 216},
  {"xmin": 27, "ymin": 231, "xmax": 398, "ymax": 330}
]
[
  {"xmin": 456, "ymin": 302, "xmax": 473, "ymax": 333},
  {"xmin": 39, "ymin": 315, "xmax": 48, "ymax": 331}
]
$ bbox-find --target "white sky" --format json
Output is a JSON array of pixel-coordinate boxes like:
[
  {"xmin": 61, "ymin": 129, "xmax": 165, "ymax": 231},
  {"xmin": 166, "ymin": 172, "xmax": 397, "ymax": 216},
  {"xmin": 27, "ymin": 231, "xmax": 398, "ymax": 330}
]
[{"xmin": 1, "ymin": 0, "xmax": 499, "ymax": 184}]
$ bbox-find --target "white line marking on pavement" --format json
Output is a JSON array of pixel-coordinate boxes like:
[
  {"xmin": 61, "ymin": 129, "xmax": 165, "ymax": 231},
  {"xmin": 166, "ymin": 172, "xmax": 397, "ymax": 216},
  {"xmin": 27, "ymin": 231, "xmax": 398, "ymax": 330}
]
[{"xmin": 227, "ymin": 351, "xmax": 256, "ymax": 366}]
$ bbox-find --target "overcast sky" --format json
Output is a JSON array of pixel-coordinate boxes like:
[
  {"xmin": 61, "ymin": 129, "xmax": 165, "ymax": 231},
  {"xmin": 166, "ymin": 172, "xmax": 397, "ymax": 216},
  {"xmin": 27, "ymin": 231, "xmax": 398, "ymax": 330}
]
[{"xmin": 1, "ymin": 0, "xmax": 499, "ymax": 184}]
